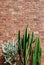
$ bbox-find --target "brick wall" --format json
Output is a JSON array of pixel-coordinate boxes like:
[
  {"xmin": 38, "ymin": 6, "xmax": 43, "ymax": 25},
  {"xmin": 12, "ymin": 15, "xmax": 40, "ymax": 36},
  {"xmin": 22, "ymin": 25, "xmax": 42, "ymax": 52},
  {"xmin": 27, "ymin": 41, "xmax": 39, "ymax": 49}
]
[{"xmin": 0, "ymin": 0, "xmax": 44, "ymax": 65}]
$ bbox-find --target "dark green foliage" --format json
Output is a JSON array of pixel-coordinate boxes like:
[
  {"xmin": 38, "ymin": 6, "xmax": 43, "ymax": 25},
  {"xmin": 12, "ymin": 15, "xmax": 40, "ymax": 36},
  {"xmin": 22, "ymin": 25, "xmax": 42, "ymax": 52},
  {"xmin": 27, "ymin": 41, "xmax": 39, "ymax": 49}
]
[
  {"xmin": 18, "ymin": 25, "xmax": 30, "ymax": 65},
  {"xmin": 18, "ymin": 25, "xmax": 42, "ymax": 65},
  {"xmin": 18, "ymin": 30, "xmax": 21, "ymax": 55}
]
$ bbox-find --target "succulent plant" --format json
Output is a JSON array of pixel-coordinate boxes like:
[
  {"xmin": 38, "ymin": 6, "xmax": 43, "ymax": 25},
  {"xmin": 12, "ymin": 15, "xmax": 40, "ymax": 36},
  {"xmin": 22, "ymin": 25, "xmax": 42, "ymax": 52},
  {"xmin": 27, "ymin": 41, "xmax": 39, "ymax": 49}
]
[
  {"xmin": 2, "ymin": 42, "xmax": 19, "ymax": 65},
  {"xmin": 18, "ymin": 25, "xmax": 35, "ymax": 65},
  {"xmin": 18, "ymin": 25, "xmax": 42, "ymax": 65}
]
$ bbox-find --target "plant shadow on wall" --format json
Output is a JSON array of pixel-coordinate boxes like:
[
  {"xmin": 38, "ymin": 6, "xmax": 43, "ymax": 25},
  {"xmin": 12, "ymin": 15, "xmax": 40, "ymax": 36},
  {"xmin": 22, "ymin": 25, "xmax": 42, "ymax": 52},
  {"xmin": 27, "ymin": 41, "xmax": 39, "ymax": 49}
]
[{"xmin": 1, "ymin": 25, "xmax": 42, "ymax": 65}]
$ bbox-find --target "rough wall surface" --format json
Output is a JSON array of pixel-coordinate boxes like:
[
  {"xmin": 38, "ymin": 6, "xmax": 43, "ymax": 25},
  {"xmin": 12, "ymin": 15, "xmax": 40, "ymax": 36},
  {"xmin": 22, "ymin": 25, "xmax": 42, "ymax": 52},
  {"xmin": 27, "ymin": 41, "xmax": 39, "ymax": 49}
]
[{"xmin": 0, "ymin": 0, "xmax": 44, "ymax": 65}]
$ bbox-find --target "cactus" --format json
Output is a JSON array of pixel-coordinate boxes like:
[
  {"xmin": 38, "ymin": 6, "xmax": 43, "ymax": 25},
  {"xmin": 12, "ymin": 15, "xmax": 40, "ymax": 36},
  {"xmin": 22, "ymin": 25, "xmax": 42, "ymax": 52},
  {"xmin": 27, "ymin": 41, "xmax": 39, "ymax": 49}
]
[
  {"xmin": 18, "ymin": 25, "xmax": 42, "ymax": 65},
  {"xmin": 18, "ymin": 25, "xmax": 30, "ymax": 65}
]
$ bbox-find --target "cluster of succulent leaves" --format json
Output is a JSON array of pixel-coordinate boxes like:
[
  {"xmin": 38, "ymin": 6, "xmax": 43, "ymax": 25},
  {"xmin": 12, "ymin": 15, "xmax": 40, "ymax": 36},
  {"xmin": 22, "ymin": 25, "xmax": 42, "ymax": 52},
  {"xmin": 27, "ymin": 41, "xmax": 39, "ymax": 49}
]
[
  {"xmin": 18, "ymin": 25, "xmax": 42, "ymax": 65},
  {"xmin": 2, "ymin": 42, "xmax": 19, "ymax": 65},
  {"xmin": 2, "ymin": 25, "xmax": 42, "ymax": 65}
]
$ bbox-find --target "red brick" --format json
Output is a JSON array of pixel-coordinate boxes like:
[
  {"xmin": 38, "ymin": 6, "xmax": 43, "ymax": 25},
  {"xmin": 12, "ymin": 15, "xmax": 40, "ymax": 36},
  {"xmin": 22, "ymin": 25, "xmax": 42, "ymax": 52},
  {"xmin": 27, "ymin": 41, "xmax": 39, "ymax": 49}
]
[
  {"xmin": 40, "ymin": 43, "xmax": 44, "ymax": 47},
  {"xmin": 0, "ymin": 0, "xmax": 44, "ymax": 64}
]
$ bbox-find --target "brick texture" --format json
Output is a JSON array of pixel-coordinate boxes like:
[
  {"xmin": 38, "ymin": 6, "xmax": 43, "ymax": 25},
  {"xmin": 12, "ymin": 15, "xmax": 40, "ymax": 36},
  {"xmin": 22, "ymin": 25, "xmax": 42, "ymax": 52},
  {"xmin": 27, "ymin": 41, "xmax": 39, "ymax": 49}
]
[{"xmin": 0, "ymin": 0, "xmax": 44, "ymax": 65}]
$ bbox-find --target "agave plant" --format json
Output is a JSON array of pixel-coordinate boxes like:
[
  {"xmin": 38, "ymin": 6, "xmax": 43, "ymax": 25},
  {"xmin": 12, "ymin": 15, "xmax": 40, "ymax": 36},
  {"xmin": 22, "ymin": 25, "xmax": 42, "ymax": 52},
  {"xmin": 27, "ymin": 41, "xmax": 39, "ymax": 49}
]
[{"xmin": 2, "ymin": 42, "xmax": 19, "ymax": 65}]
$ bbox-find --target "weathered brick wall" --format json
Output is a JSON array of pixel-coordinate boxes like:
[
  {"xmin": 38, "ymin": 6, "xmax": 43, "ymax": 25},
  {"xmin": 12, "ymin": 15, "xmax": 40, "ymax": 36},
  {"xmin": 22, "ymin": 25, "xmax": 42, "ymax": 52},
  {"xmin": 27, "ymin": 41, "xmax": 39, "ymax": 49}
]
[{"xmin": 0, "ymin": 0, "xmax": 44, "ymax": 65}]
